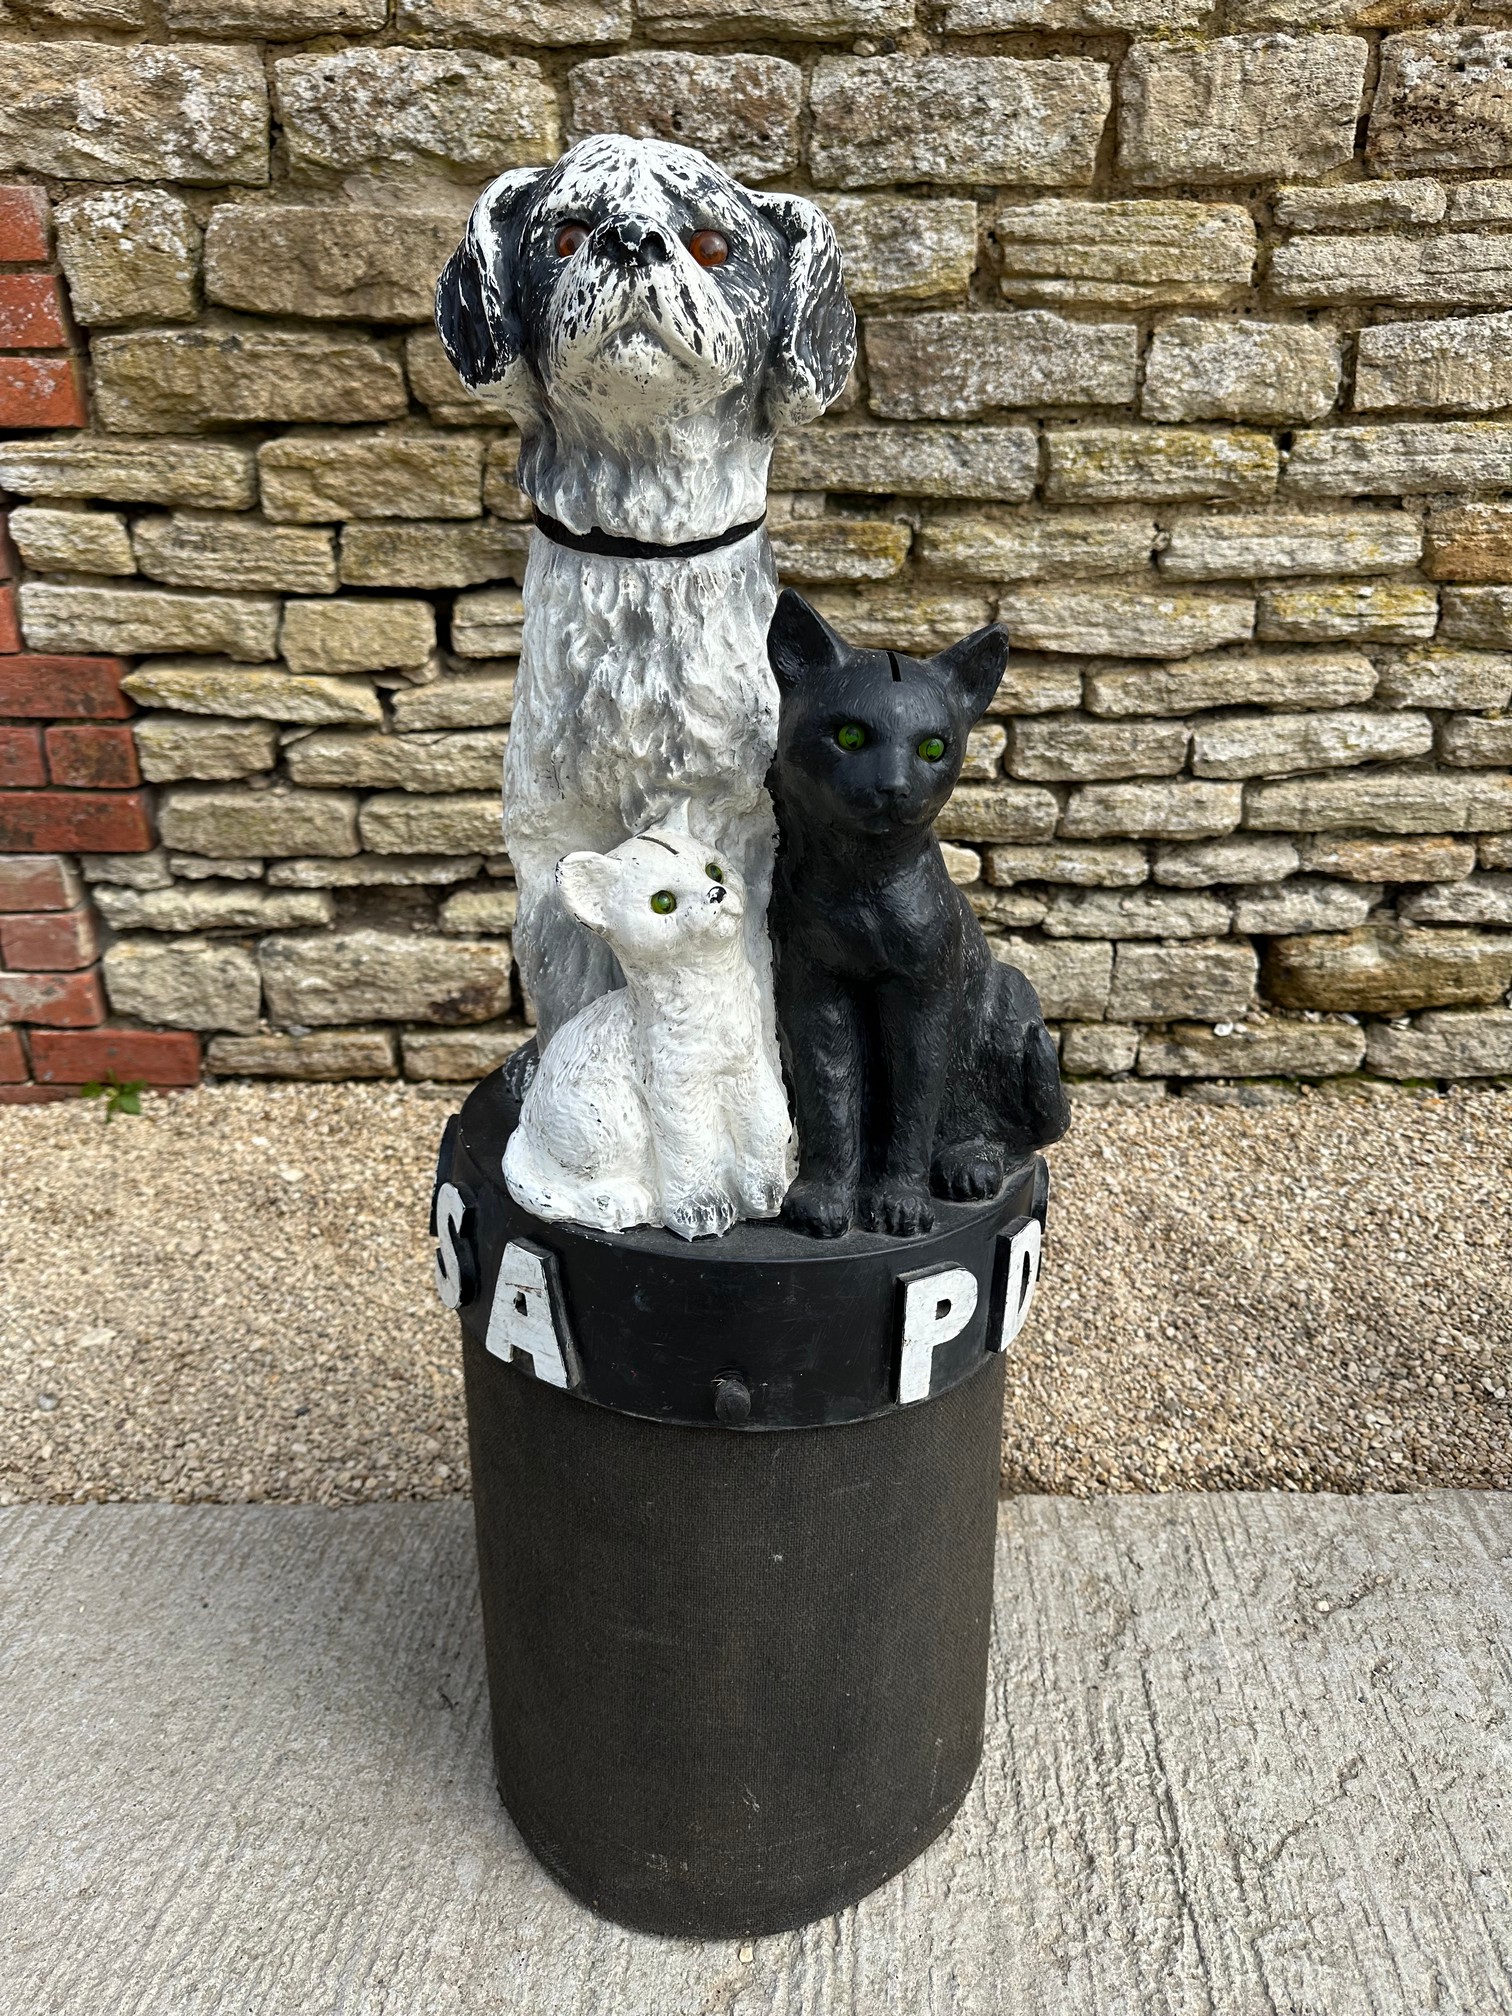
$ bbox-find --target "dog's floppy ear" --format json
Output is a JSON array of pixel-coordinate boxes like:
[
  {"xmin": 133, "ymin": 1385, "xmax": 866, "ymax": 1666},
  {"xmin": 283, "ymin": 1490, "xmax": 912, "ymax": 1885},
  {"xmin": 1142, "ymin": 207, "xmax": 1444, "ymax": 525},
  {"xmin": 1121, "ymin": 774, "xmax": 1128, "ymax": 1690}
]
[
  {"xmin": 750, "ymin": 193, "xmax": 856, "ymax": 428},
  {"xmin": 768, "ymin": 588, "xmax": 848, "ymax": 691},
  {"xmin": 435, "ymin": 166, "xmax": 545, "ymax": 393},
  {"xmin": 557, "ymin": 851, "xmax": 621, "ymax": 936}
]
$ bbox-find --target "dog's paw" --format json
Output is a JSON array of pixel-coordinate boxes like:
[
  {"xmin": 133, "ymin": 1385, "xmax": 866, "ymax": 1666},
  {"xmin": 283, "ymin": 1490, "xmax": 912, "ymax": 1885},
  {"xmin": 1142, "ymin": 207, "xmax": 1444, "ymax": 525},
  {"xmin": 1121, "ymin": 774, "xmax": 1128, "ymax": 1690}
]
[
  {"xmin": 859, "ymin": 1179, "xmax": 934, "ymax": 1238},
  {"xmin": 932, "ymin": 1146, "xmax": 1004, "ymax": 1202},
  {"xmin": 781, "ymin": 1178, "xmax": 854, "ymax": 1240},
  {"xmin": 738, "ymin": 1168, "xmax": 790, "ymax": 1220},
  {"xmin": 664, "ymin": 1187, "xmax": 737, "ymax": 1243}
]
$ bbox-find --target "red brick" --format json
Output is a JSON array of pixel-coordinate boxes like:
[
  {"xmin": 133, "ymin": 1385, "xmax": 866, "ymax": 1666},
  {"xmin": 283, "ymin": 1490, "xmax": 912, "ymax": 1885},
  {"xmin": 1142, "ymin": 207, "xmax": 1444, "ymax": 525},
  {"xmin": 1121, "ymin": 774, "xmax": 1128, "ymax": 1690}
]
[
  {"xmin": 31, "ymin": 1027, "xmax": 201, "ymax": 1088},
  {"xmin": 0, "ymin": 275, "xmax": 67, "ymax": 351},
  {"xmin": 0, "ymin": 655, "xmax": 132, "ymax": 720},
  {"xmin": 0, "ymin": 356, "xmax": 86, "ymax": 430},
  {"xmin": 0, "ymin": 187, "xmax": 50, "ymax": 264},
  {"xmin": 0, "ymin": 854, "xmax": 80, "ymax": 912},
  {"xmin": 0, "ymin": 725, "xmax": 45, "ymax": 788},
  {"xmin": 1, "ymin": 905, "xmax": 96, "ymax": 971},
  {"xmin": 0, "ymin": 967, "xmax": 103, "ymax": 1026},
  {"xmin": 45, "ymin": 723, "xmax": 140, "ymax": 789},
  {"xmin": 0, "ymin": 1024, "xmax": 25, "ymax": 1081},
  {"xmin": 0, "ymin": 584, "xmax": 18, "ymax": 654},
  {"xmin": 0, "ymin": 790, "xmax": 153, "ymax": 854},
  {"xmin": 0, "ymin": 1083, "xmax": 75, "ymax": 1103}
]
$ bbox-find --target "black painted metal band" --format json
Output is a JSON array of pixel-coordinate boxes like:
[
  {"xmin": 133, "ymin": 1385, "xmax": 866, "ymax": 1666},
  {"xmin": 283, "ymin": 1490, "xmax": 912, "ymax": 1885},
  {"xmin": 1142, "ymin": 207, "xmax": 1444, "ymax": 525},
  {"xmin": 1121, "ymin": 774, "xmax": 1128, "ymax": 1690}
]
[{"xmin": 531, "ymin": 507, "xmax": 766, "ymax": 561}]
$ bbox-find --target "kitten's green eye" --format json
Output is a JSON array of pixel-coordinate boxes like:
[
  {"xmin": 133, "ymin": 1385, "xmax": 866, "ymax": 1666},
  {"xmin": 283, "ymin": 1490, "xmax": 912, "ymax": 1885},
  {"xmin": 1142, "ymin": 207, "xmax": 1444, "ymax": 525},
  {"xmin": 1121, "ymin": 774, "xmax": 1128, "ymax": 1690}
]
[
  {"xmin": 650, "ymin": 890, "xmax": 677, "ymax": 914},
  {"xmin": 705, "ymin": 861, "xmax": 724, "ymax": 883},
  {"xmin": 918, "ymin": 735, "xmax": 947, "ymax": 762},
  {"xmin": 836, "ymin": 723, "xmax": 866, "ymax": 751}
]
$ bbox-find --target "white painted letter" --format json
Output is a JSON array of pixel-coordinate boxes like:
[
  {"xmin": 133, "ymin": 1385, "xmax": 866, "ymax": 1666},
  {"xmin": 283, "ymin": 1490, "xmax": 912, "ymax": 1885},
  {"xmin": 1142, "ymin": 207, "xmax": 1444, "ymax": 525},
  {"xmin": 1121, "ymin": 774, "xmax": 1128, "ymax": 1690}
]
[
  {"xmin": 897, "ymin": 1264, "xmax": 979, "ymax": 1406},
  {"xmin": 485, "ymin": 1239, "xmax": 573, "ymax": 1389},
  {"xmin": 433, "ymin": 1182, "xmax": 473, "ymax": 1310},
  {"xmin": 995, "ymin": 1217, "xmax": 1043, "ymax": 1352}
]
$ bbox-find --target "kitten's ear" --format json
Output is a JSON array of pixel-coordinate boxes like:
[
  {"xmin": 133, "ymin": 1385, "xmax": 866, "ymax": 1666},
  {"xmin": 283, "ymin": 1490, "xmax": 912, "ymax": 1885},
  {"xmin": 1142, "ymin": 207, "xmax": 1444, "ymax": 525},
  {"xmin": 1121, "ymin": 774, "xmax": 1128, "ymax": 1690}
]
[
  {"xmin": 933, "ymin": 623, "xmax": 1010, "ymax": 723},
  {"xmin": 557, "ymin": 852, "xmax": 621, "ymax": 935},
  {"xmin": 768, "ymin": 589, "xmax": 848, "ymax": 691}
]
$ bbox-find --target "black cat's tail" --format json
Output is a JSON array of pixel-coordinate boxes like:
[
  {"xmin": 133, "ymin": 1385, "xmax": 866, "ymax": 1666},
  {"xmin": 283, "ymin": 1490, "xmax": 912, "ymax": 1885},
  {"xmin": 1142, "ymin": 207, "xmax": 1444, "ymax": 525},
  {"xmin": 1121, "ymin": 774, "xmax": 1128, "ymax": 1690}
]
[{"xmin": 1021, "ymin": 1020, "xmax": 1072, "ymax": 1147}]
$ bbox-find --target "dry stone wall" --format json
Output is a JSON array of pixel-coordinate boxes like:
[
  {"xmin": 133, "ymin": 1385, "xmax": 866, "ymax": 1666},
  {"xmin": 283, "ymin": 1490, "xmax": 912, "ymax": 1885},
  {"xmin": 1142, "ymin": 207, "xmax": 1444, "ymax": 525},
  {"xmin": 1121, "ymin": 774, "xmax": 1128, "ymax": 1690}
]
[{"xmin": 3, "ymin": 5, "xmax": 1512, "ymax": 1095}]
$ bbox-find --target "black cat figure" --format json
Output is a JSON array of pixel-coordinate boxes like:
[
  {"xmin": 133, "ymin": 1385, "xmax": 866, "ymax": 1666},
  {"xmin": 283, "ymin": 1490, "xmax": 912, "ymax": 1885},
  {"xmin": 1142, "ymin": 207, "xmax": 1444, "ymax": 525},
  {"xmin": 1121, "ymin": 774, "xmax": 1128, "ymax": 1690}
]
[{"xmin": 767, "ymin": 590, "xmax": 1071, "ymax": 1240}]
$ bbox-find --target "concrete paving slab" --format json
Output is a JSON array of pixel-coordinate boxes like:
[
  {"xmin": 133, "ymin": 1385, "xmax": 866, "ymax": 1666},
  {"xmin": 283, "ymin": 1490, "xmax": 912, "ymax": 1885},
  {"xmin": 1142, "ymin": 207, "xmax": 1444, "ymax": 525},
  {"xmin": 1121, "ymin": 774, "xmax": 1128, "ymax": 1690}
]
[{"xmin": 1, "ymin": 1494, "xmax": 1509, "ymax": 2016}]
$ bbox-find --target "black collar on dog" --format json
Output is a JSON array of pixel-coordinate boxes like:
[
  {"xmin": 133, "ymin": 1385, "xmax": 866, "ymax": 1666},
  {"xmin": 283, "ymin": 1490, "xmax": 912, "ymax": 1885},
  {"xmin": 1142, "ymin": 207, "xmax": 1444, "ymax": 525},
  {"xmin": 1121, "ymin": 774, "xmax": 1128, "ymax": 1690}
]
[{"xmin": 531, "ymin": 507, "xmax": 766, "ymax": 561}]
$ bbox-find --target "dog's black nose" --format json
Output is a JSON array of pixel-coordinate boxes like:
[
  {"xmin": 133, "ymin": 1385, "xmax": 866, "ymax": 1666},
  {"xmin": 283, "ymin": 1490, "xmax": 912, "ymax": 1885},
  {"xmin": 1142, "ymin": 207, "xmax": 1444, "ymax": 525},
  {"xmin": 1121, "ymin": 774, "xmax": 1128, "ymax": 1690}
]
[{"xmin": 599, "ymin": 220, "xmax": 668, "ymax": 269}]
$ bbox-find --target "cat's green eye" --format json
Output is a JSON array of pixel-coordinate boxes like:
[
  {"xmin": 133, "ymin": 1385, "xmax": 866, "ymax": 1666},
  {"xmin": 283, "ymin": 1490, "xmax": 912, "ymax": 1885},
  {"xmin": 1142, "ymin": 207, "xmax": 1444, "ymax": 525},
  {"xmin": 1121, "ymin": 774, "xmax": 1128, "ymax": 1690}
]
[
  {"xmin": 836, "ymin": 723, "xmax": 866, "ymax": 751},
  {"xmin": 917, "ymin": 735, "xmax": 947, "ymax": 762},
  {"xmin": 705, "ymin": 861, "xmax": 724, "ymax": 883},
  {"xmin": 650, "ymin": 889, "xmax": 677, "ymax": 914}
]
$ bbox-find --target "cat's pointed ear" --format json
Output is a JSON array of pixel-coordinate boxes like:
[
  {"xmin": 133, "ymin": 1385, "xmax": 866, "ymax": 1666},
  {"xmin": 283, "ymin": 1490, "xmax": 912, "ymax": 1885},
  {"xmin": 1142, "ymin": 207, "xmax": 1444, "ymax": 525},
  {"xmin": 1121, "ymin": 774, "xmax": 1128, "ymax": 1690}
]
[
  {"xmin": 933, "ymin": 623, "xmax": 1010, "ymax": 723},
  {"xmin": 768, "ymin": 589, "xmax": 847, "ymax": 692},
  {"xmin": 557, "ymin": 852, "xmax": 621, "ymax": 935},
  {"xmin": 651, "ymin": 797, "xmax": 692, "ymax": 838}
]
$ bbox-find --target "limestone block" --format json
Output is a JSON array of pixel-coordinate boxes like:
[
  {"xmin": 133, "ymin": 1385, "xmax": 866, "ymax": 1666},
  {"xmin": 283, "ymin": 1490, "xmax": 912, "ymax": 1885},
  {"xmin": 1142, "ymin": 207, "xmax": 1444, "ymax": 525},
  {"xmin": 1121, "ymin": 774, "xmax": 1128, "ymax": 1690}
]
[
  {"xmin": 268, "ymin": 855, "xmax": 483, "ymax": 886},
  {"xmin": 992, "ymin": 199, "xmax": 1253, "ymax": 310},
  {"xmin": 866, "ymin": 312, "xmax": 1136, "ymax": 419},
  {"xmin": 284, "ymin": 729, "xmax": 506, "ymax": 792},
  {"xmin": 397, "ymin": 0, "xmax": 629, "ymax": 42},
  {"xmin": 1086, "ymin": 649, "xmax": 1375, "ymax": 715},
  {"xmin": 568, "ymin": 55, "xmax": 800, "ymax": 180},
  {"xmin": 261, "ymin": 927, "xmax": 513, "ymax": 1026},
  {"xmin": 1153, "ymin": 836, "xmax": 1300, "ymax": 886},
  {"xmin": 259, "ymin": 431, "xmax": 484, "ymax": 525},
  {"xmin": 359, "ymin": 793, "xmax": 504, "ymax": 853},
  {"xmin": 771, "ymin": 425, "xmax": 1037, "ymax": 502},
  {"xmin": 404, "ymin": 330, "xmax": 504, "ymax": 426},
  {"xmin": 274, "ymin": 51, "xmax": 557, "ymax": 181},
  {"xmin": 997, "ymin": 585, "xmax": 1254, "ymax": 658},
  {"xmin": 1107, "ymin": 939, "xmax": 1257, "ymax": 1019},
  {"xmin": 165, "ymin": 0, "xmax": 385, "ymax": 24},
  {"xmin": 81, "ymin": 850, "xmax": 174, "ymax": 890},
  {"xmin": 1365, "ymin": 1005, "xmax": 1512, "ymax": 1076},
  {"xmin": 1009, "ymin": 717, "xmax": 1188, "ymax": 781},
  {"xmin": 1231, "ymin": 876, "xmax": 1381, "ymax": 932},
  {"xmin": 1273, "ymin": 179, "xmax": 1445, "ymax": 230},
  {"xmin": 1300, "ymin": 833, "xmax": 1475, "ymax": 881},
  {"xmin": 1482, "ymin": 836, "xmax": 1512, "ymax": 869},
  {"xmin": 960, "ymin": 725, "xmax": 1008, "ymax": 780},
  {"xmin": 102, "ymin": 936, "xmax": 262, "ymax": 1033},
  {"xmin": 1441, "ymin": 714, "xmax": 1512, "ymax": 765},
  {"xmin": 948, "ymin": 0, "xmax": 1203, "ymax": 23},
  {"xmin": 1440, "ymin": 586, "xmax": 1512, "ymax": 649},
  {"xmin": 134, "ymin": 514, "xmax": 337, "ymax": 596},
  {"xmin": 54, "ymin": 189, "xmax": 198, "ymax": 325},
  {"xmin": 207, "ymin": 1030, "xmax": 398, "ymax": 1078},
  {"xmin": 281, "ymin": 599, "xmax": 435, "ymax": 676},
  {"xmin": 134, "ymin": 714, "xmax": 279, "ymax": 782},
  {"xmin": 1047, "ymin": 428, "xmax": 1278, "ymax": 504},
  {"xmin": 810, "ymin": 587, "xmax": 994, "ymax": 654},
  {"xmin": 19, "ymin": 584, "xmax": 278, "ymax": 661},
  {"xmin": 402, "ymin": 1024, "xmax": 531, "ymax": 1078},
  {"xmin": 0, "ymin": 438, "xmax": 256, "ymax": 510},
  {"xmin": 123, "ymin": 658, "xmax": 382, "ymax": 725},
  {"xmin": 769, "ymin": 517, "xmax": 911, "ymax": 583},
  {"xmin": 1160, "ymin": 510, "xmax": 1421, "ymax": 581},
  {"xmin": 1117, "ymin": 35, "xmax": 1367, "ymax": 185},
  {"xmin": 996, "ymin": 936, "xmax": 1113, "ymax": 1018},
  {"xmin": 9, "ymin": 0, "xmax": 146, "ymax": 23},
  {"xmin": 439, "ymin": 884, "xmax": 518, "ymax": 933},
  {"xmin": 1141, "ymin": 320, "xmax": 1341, "ymax": 426},
  {"xmin": 1376, "ymin": 647, "xmax": 1512, "ymax": 708},
  {"xmin": 205, "ymin": 207, "xmax": 462, "ymax": 325},
  {"xmin": 1044, "ymin": 888, "xmax": 1229, "ymax": 938},
  {"xmin": 986, "ymin": 841, "xmax": 1147, "ymax": 886},
  {"xmin": 1424, "ymin": 503, "xmax": 1512, "ymax": 583},
  {"xmin": 919, "ymin": 512, "xmax": 1153, "ymax": 581},
  {"xmin": 972, "ymin": 886, "xmax": 1062, "ymax": 928},
  {"xmin": 482, "ymin": 439, "xmax": 530, "ymax": 519},
  {"xmin": 988, "ymin": 656, "xmax": 1085, "ymax": 715},
  {"xmin": 1283, "ymin": 422, "xmax": 1512, "ymax": 496},
  {"xmin": 339, "ymin": 520, "xmax": 530, "ymax": 590},
  {"xmin": 818, "ymin": 198, "xmax": 976, "ymax": 312},
  {"xmin": 1138, "ymin": 1018, "xmax": 1366, "ymax": 1077},
  {"xmin": 1256, "ymin": 580, "xmax": 1438, "ymax": 645},
  {"xmin": 391, "ymin": 674, "xmax": 514, "ymax": 730},
  {"xmin": 167, "ymin": 854, "xmax": 263, "ymax": 881},
  {"xmin": 640, "ymin": 0, "xmax": 910, "ymax": 33},
  {"xmin": 1229, "ymin": 0, "xmax": 1454, "ymax": 26},
  {"xmin": 1062, "ymin": 780, "xmax": 1242, "ymax": 840},
  {"xmin": 940, "ymin": 843, "xmax": 982, "ymax": 884},
  {"xmin": 1271, "ymin": 232, "xmax": 1512, "ymax": 308},
  {"xmin": 94, "ymin": 329, "xmax": 407, "ymax": 435},
  {"xmin": 0, "ymin": 45, "xmax": 269, "ymax": 185},
  {"xmin": 1245, "ymin": 769, "xmax": 1512, "ymax": 832},
  {"xmin": 159, "ymin": 786, "xmax": 359, "ymax": 859},
  {"xmin": 808, "ymin": 56, "xmax": 1111, "ymax": 189},
  {"xmin": 1369, "ymin": 29, "xmax": 1512, "ymax": 174},
  {"xmin": 933, "ymin": 784, "xmax": 1059, "ymax": 842},
  {"xmin": 93, "ymin": 884, "xmax": 335, "ymax": 933},
  {"xmin": 8, "ymin": 507, "xmax": 134, "ymax": 577},
  {"xmin": 451, "ymin": 588, "xmax": 524, "ymax": 658},
  {"xmin": 1060, "ymin": 1021, "xmax": 1140, "ymax": 1074},
  {"xmin": 1193, "ymin": 708, "xmax": 1432, "ymax": 778},
  {"xmin": 1400, "ymin": 872, "xmax": 1512, "ymax": 924},
  {"xmin": 1355, "ymin": 310, "xmax": 1512, "ymax": 413},
  {"xmin": 1266, "ymin": 923, "xmax": 1512, "ymax": 1012}
]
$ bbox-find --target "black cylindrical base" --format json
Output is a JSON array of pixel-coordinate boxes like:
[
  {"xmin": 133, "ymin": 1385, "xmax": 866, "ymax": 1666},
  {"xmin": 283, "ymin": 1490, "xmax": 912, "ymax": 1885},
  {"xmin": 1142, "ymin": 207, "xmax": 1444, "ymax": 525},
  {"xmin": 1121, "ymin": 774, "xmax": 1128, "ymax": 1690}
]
[{"xmin": 463, "ymin": 1339, "xmax": 1005, "ymax": 1938}]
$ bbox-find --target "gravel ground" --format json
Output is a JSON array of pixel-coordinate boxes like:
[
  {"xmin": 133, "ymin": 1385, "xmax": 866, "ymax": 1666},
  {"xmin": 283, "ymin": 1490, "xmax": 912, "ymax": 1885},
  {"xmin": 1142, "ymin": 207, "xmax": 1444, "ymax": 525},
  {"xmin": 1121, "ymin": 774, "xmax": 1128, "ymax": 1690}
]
[{"xmin": 1, "ymin": 1081, "xmax": 1508, "ymax": 1505}]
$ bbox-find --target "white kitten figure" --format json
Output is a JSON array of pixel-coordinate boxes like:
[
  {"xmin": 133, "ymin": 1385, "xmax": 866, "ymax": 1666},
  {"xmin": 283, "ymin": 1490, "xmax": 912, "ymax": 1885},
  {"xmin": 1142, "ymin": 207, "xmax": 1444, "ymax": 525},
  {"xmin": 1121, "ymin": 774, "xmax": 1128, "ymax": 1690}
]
[{"xmin": 502, "ymin": 813, "xmax": 796, "ymax": 1241}]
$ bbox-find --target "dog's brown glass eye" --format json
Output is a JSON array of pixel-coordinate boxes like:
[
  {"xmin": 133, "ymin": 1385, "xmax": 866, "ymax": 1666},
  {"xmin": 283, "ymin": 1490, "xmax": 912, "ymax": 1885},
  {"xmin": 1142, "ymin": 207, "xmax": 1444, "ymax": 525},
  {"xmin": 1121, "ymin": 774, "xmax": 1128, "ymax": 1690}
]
[
  {"xmin": 556, "ymin": 220, "xmax": 589, "ymax": 257},
  {"xmin": 689, "ymin": 229, "xmax": 729, "ymax": 268},
  {"xmin": 650, "ymin": 889, "xmax": 677, "ymax": 915}
]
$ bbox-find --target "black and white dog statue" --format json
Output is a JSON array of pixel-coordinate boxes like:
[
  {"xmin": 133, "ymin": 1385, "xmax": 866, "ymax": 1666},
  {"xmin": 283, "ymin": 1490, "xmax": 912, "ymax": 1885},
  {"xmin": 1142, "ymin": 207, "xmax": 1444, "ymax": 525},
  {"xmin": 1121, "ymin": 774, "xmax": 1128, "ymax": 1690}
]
[{"xmin": 435, "ymin": 135, "xmax": 855, "ymax": 1087}]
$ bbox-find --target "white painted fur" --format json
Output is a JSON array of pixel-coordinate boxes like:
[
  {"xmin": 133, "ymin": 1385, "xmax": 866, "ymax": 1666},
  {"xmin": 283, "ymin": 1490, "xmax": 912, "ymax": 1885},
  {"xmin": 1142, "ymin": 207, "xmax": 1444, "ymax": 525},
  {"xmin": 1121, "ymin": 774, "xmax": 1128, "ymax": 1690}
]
[{"xmin": 503, "ymin": 821, "xmax": 795, "ymax": 1240}]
